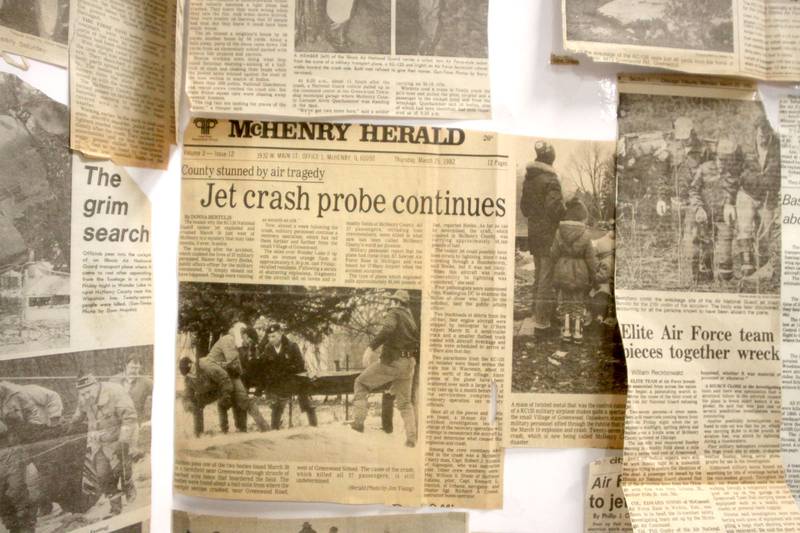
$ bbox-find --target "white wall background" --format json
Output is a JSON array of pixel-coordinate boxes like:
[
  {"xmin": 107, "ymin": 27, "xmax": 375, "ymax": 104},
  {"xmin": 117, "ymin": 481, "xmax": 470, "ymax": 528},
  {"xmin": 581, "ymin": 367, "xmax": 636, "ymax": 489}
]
[{"xmin": 2, "ymin": 1, "xmax": 797, "ymax": 531}]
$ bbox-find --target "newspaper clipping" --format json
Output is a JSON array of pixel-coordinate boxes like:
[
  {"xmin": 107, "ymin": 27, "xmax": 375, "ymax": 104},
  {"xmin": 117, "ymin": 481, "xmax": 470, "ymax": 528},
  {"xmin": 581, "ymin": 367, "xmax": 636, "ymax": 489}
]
[
  {"xmin": 173, "ymin": 119, "xmax": 514, "ymax": 508},
  {"xmin": 615, "ymin": 74, "xmax": 800, "ymax": 530},
  {"xmin": 584, "ymin": 456, "xmax": 631, "ymax": 533},
  {"xmin": 781, "ymin": 95, "xmax": 800, "ymax": 504},
  {"xmin": 505, "ymin": 137, "xmax": 627, "ymax": 449},
  {"xmin": 69, "ymin": 0, "xmax": 177, "ymax": 169},
  {"xmin": 185, "ymin": 0, "xmax": 490, "ymax": 119},
  {"xmin": 0, "ymin": 0, "xmax": 69, "ymax": 67},
  {"xmin": 173, "ymin": 510, "xmax": 468, "ymax": 533},
  {"xmin": 562, "ymin": 0, "xmax": 800, "ymax": 81},
  {"xmin": 0, "ymin": 73, "xmax": 154, "ymax": 532}
]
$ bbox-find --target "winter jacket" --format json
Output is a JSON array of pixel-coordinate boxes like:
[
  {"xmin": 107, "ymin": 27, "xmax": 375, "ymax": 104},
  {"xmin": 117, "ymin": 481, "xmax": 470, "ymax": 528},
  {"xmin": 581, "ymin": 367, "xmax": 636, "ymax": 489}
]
[
  {"xmin": 188, "ymin": 357, "xmax": 234, "ymax": 409},
  {"xmin": 207, "ymin": 333, "xmax": 244, "ymax": 378},
  {"xmin": 520, "ymin": 162, "xmax": 565, "ymax": 253},
  {"xmin": 370, "ymin": 306, "xmax": 419, "ymax": 364},
  {"xmin": 653, "ymin": 136, "xmax": 714, "ymax": 205},
  {"xmin": 22, "ymin": 384, "xmax": 63, "ymax": 424},
  {"xmin": 689, "ymin": 158, "xmax": 742, "ymax": 223},
  {"xmin": 71, "ymin": 382, "xmax": 137, "ymax": 461},
  {"xmin": 550, "ymin": 221, "xmax": 599, "ymax": 292},
  {"xmin": 112, "ymin": 373, "xmax": 153, "ymax": 421},
  {"xmin": 0, "ymin": 382, "xmax": 48, "ymax": 427},
  {"xmin": 260, "ymin": 336, "xmax": 307, "ymax": 396}
]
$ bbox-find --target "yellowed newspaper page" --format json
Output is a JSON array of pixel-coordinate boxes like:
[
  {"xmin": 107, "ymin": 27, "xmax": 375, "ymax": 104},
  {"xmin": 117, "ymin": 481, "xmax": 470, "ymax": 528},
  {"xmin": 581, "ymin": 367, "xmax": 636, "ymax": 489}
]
[
  {"xmin": 173, "ymin": 510, "xmax": 468, "ymax": 533},
  {"xmin": 185, "ymin": 0, "xmax": 490, "ymax": 119},
  {"xmin": 562, "ymin": 0, "xmax": 800, "ymax": 81},
  {"xmin": 173, "ymin": 120, "xmax": 509, "ymax": 508},
  {"xmin": 585, "ymin": 456, "xmax": 632, "ymax": 533},
  {"xmin": 175, "ymin": 0, "xmax": 185, "ymax": 140},
  {"xmin": 505, "ymin": 138, "xmax": 626, "ymax": 449},
  {"xmin": 615, "ymin": 74, "xmax": 800, "ymax": 531},
  {"xmin": 0, "ymin": 73, "xmax": 154, "ymax": 532},
  {"xmin": 69, "ymin": 0, "xmax": 176, "ymax": 169},
  {"xmin": 0, "ymin": 0, "xmax": 69, "ymax": 66},
  {"xmin": 780, "ymin": 95, "xmax": 800, "ymax": 502}
]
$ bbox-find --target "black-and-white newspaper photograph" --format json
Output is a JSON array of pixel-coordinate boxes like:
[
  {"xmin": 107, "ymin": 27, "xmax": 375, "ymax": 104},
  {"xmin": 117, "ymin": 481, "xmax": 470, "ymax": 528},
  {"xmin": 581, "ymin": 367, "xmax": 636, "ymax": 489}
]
[
  {"xmin": 564, "ymin": 0, "xmax": 734, "ymax": 53},
  {"xmin": 0, "ymin": 345, "xmax": 152, "ymax": 533},
  {"xmin": 616, "ymin": 93, "xmax": 781, "ymax": 294},
  {"xmin": 0, "ymin": 73, "xmax": 71, "ymax": 356},
  {"xmin": 173, "ymin": 510, "xmax": 468, "ymax": 533},
  {"xmin": 396, "ymin": 0, "xmax": 489, "ymax": 58},
  {"xmin": 176, "ymin": 282, "xmax": 421, "ymax": 465},
  {"xmin": 295, "ymin": 0, "xmax": 391, "ymax": 54},
  {"xmin": 0, "ymin": 0, "xmax": 69, "ymax": 45},
  {"xmin": 512, "ymin": 139, "xmax": 626, "ymax": 395}
]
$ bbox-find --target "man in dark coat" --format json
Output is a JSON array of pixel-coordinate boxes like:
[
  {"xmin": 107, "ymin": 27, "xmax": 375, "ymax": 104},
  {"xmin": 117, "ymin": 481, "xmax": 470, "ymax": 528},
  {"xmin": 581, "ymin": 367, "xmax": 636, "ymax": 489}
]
[
  {"xmin": 261, "ymin": 325, "xmax": 317, "ymax": 429},
  {"xmin": 520, "ymin": 141, "xmax": 565, "ymax": 333}
]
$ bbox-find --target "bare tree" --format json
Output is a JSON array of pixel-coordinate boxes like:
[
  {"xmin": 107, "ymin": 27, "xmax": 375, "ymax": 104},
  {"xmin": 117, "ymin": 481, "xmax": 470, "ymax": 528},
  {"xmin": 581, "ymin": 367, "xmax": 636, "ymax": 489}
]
[{"xmin": 565, "ymin": 143, "xmax": 615, "ymax": 221}]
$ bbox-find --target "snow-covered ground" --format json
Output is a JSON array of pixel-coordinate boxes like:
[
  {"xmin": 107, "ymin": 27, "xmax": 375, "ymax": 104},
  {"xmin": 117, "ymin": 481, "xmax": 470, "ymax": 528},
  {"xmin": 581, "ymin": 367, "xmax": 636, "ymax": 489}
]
[{"xmin": 176, "ymin": 398, "xmax": 416, "ymax": 466}]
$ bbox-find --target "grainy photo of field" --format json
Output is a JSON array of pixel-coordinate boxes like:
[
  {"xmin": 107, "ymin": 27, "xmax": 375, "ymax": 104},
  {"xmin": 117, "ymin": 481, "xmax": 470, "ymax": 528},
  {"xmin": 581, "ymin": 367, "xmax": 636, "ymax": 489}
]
[
  {"xmin": 565, "ymin": 0, "xmax": 734, "ymax": 53},
  {"xmin": 616, "ymin": 93, "xmax": 780, "ymax": 295}
]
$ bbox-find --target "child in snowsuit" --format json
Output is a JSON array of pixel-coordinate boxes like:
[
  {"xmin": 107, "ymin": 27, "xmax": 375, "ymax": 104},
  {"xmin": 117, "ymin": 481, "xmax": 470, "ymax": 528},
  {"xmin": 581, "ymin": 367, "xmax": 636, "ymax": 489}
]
[{"xmin": 550, "ymin": 198, "xmax": 598, "ymax": 343}]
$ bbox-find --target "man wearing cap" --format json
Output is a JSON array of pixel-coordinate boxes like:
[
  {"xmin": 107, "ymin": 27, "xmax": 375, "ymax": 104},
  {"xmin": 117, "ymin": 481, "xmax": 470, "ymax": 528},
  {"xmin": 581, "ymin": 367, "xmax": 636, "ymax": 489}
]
[
  {"xmin": 261, "ymin": 324, "xmax": 318, "ymax": 429},
  {"xmin": 520, "ymin": 141, "xmax": 565, "ymax": 334},
  {"xmin": 736, "ymin": 116, "xmax": 781, "ymax": 279},
  {"xmin": 687, "ymin": 138, "xmax": 743, "ymax": 283},
  {"xmin": 70, "ymin": 374, "xmax": 138, "ymax": 517},
  {"xmin": 179, "ymin": 357, "xmax": 234, "ymax": 437},
  {"xmin": 351, "ymin": 290, "xmax": 419, "ymax": 447},
  {"xmin": 207, "ymin": 323, "xmax": 269, "ymax": 433}
]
